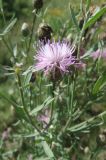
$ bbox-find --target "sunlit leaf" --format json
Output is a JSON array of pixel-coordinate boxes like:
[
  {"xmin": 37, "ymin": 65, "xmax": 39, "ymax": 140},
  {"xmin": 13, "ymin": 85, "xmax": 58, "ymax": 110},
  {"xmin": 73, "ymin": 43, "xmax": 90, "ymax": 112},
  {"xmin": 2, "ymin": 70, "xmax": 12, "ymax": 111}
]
[
  {"xmin": 30, "ymin": 97, "xmax": 54, "ymax": 115},
  {"xmin": 0, "ymin": 18, "xmax": 17, "ymax": 36},
  {"xmin": 84, "ymin": 7, "xmax": 106, "ymax": 30}
]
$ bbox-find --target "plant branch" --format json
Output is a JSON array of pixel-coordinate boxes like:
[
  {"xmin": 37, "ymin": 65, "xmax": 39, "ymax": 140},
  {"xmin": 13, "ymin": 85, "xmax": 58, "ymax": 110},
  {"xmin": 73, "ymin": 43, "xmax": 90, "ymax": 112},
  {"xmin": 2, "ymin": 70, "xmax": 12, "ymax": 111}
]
[{"xmin": 16, "ymin": 73, "xmax": 41, "ymax": 133}]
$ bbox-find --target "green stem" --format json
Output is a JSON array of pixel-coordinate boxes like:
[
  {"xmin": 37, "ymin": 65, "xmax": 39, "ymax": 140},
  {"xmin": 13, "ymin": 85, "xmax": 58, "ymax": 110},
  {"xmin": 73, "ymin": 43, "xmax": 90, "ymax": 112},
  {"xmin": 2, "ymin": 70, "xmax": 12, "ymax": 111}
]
[
  {"xmin": 50, "ymin": 80, "xmax": 55, "ymax": 120},
  {"xmin": 59, "ymin": 77, "xmax": 75, "ymax": 136},
  {"xmin": 29, "ymin": 85, "xmax": 33, "ymax": 110},
  {"xmin": 1, "ymin": 2, "xmax": 6, "ymax": 25},
  {"xmin": 16, "ymin": 73, "xmax": 41, "ymax": 133},
  {"xmin": 77, "ymin": 29, "xmax": 84, "ymax": 58},
  {"xmin": 26, "ymin": 11, "xmax": 37, "ymax": 57},
  {"xmin": 77, "ymin": 13, "xmax": 88, "ymax": 58},
  {"xmin": 67, "ymin": 76, "xmax": 70, "ymax": 113},
  {"xmin": 44, "ymin": 81, "xmax": 55, "ymax": 131},
  {"xmin": 70, "ymin": 80, "xmax": 75, "ymax": 115}
]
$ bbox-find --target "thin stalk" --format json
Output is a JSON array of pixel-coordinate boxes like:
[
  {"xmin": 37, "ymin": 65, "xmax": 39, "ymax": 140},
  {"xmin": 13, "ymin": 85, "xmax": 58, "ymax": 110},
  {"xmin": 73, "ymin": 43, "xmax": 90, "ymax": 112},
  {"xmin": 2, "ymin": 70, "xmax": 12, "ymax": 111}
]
[
  {"xmin": 77, "ymin": 13, "xmax": 88, "ymax": 58},
  {"xmin": 80, "ymin": 0, "xmax": 83, "ymax": 14},
  {"xmin": 0, "ymin": 0, "xmax": 6, "ymax": 25},
  {"xmin": 50, "ymin": 80, "xmax": 55, "ymax": 121},
  {"xmin": 65, "ymin": 82, "xmax": 75, "ymax": 130},
  {"xmin": 59, "ymin": 77, "xmax": 75, "ymax": 136},
  {"xmin": 70, "ymin": 80, "xmax": 75, "ymax": 115},
  {"xmin": 67, "ymin": 76, "xmax": 70, "ymax": 113},
  {"xmin": 26, "ymin": 11, "xmax": 37, "ymax": 57},
  {"xmin": 25, "ymin": 38, "xmax": 28, "ymax": 53},
  {"xmin": 2, "ymin": 37, "xmax": 17, "ymax": 63},
  {"xmin": 44, "ymin": 80, "xmax": 55, "ymax": 131},
  {"xmin": 16, "ymin": 73, "xmax": 41, "ymax": 133},
  {"xmin": 77, "ymin": 28, "xmax": 84, "ymax": 58},
  {"xmin": 29, "ymin": 85, "xmax": 33, "ymax": 110},
  {"xmin": 39, "ymin": 76, "xmax": 42, "ymax": 105}
]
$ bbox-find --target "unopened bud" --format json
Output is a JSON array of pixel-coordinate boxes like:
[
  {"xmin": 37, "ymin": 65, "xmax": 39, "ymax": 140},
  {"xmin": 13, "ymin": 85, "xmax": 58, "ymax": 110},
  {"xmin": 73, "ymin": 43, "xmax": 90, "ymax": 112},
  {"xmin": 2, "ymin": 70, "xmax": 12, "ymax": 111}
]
[
  {"xmin": 37, "ymin": 23, "xmax": 53, "ymax": 42},
  {"xmin": 30, "ymin": 72, "xmax": 36, "ymax": 83},
  {"xmin": 33, "ymin": 0, "xmax": 43, "ymax": 11},
  {"xmin": 84, "ymin": 147, "xmax": 89, "ymax": 154},
  {"xmin": 99, "ymin": 134, "xmax": 106, "ymax": 143},
  {"xmin": 97, "ymin": 134, "xmax": 106, "ymax": 146},
  {"xmin": 79, "ymin": 19, "xmax": 84, "ymax": 30},
  {"xmin": 21, "ymin": 23, "xmax": 30, "ymax": 37},
  {"xmin": 14, "ymin": 63, "xmax": 23, "ymax": 74},
  {"xmin": 79, "ymin": 19, "xmax": 89, "ymax": 36},
  {"xmin": 51, "ymin": 141, "xmax": 56, "ymax": 149}
]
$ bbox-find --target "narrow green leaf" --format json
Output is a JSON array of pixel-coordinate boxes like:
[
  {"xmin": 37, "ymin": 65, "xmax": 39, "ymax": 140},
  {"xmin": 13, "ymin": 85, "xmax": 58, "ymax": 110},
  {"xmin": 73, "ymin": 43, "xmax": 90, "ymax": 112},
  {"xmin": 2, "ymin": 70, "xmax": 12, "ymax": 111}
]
[
  {"xmin": 42, "ymin": 141, "xmax": 54, "ymax": 158},
  {"xmin": 15, "ymin": 106, "xmax": 28, "ymax": 121},
  {"xmin": 0, "ymin": 18, "xmax": 17, "ymax": 36},
  {"xmin": 30, "ymin": 104, "xmax": 44, "ymax": 115},
  {"xmin": 86, "ymin": 0, "xmax": 91, "ymax": 11},
  {"xmin": 70, "ymin": 5, "xmax": 80, "ymax": 32},
  {"xmin": 68, "ymin": 111, "xmax": 106, "ymax": 133},
  {"xmin": 30, "ymin": 97, "xmax": 54, "ymax": 115},
  {"xmin": 24, "ymin": 71, "xmax": 32, "ymax": 86},
  {"xmin": 0, "ymin": 92, "xmax": 18, "ymax": 107},
  {"xmin": 23, "ymin": 67, "xmax": 33, "ymax": 86},
  {"xmin": 84, "ymin": 7, "xmax": 106, "ymax": 30},
  {"xmin": 93, "ymin": 73, "xmax": 106, "ymax": 94},
  {"xmin": 0, "ymin": 92, "xmax": 28, "ymax": 121}
]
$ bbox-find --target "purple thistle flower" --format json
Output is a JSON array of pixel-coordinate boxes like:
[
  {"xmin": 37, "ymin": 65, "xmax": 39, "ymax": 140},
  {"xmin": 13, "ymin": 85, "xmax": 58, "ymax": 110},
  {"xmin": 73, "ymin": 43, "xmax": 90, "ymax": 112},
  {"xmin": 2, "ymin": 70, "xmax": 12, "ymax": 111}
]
[{"xmin": 34, "ymin": 41, "xmax": 78, "ymax": 75}]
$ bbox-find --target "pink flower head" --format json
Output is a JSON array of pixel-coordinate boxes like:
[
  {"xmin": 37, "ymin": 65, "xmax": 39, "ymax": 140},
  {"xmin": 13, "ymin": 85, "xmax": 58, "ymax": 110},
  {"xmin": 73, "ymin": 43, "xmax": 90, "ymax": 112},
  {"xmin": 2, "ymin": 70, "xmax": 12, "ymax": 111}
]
[
  {"xmin": 91, "ymin": 48, "xmax": 106, "ymax": 60},
  {"xmin": 34, "ymin": 41, "xmax": 78, "ymax": 75}
]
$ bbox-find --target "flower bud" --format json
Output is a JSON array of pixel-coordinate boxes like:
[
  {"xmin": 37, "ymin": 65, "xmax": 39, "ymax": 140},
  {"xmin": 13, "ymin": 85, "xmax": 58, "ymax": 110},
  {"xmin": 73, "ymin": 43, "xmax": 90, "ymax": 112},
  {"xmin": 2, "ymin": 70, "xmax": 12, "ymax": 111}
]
[
  {"xmin": 79, "ymin": 19, "xmax": 89, "ymax": 36},
  {"xmin": 21, "ymin": 23, "xmax": 30, "ymax": 37},
  {"xmin": 30, "ymin": 72, "xmax": 36, "ymax": 83},
  {"xmin": 84, "ymin": 146, "xmax": 89, "ymax": 154},
  {"xmin": 97, "ymin": 134, "xmax": 106, "ymax": 146},
  {"xmin": 33, "ymin": 0, "xmax": 43, "ymax": 11},
  {"xmin": 37, "ymin": 23, "xmax": 53, "ymax": 42},
  {"xmin": 99, "ymin": 134, "xmax": 106, "ymax": 143},
  {"xmin": 14, "ymin": 63, "xmax": 23, "ymax": 74}
]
